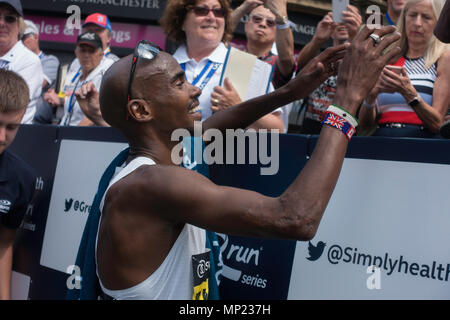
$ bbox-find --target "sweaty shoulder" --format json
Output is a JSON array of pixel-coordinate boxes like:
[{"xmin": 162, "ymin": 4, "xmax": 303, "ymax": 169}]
[{"xmin": 104, "ymin": 163, "xmax": 210, "ymax": 223}]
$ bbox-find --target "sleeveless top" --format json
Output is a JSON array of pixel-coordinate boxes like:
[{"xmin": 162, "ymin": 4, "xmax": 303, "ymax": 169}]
[
  {"xmin": 95, "ymin": 156, "xmax": 211, "ymax": 300},
  {"xmin": 377, "ymin": 57, "xmax": 437, "ymax": 125}
]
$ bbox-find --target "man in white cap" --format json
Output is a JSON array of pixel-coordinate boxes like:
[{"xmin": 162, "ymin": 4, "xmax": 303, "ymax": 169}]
[
  {"xmin": 22, "ymin": 19, "xmax": 60, "ymax": 89},
  {"xmin": 0, "ymin": 0, "xmax": 44, "ymax": 124}
]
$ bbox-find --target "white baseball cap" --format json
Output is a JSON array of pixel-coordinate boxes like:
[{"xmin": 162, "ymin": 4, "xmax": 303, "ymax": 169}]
[{"xmin": 24, "ymin": 19, "xmax": 39, "ymax": 36}]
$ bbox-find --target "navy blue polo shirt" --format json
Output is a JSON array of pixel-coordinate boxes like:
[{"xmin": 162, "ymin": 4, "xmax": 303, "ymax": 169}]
[{"xmin": 0, "ymin": 149, "xmax": 36, "ymax": 229}]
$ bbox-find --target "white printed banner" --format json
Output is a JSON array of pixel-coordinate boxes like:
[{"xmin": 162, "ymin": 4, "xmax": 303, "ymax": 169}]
[
  {"xmin": 288, "ymin": 158, "xmax": 450, "ymax": 299},
  {"xmin": 40, "ymin": 140, "xmax": 127, "ymax": 273}
]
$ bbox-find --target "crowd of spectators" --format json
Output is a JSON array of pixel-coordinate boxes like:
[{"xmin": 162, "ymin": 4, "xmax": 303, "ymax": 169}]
[{"xmin": 1, "ymin": 0, "xmax": 449, "ymax": 137}]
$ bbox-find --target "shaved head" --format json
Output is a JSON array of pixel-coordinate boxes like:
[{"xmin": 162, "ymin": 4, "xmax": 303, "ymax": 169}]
[
  {"xmin": 99, "ymin": 56, "xmax": 130, "ymax": 129},
  {"xmin": 100, "ymin": 51, "xmax": 201, "ymax": 139},
  {"xmin": 100, "ymin": 52, "xmax": 174, "ymax": 129}
]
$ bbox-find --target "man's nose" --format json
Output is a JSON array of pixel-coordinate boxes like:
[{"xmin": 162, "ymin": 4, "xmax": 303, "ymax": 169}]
[{"xmin": 191, "ymin": 84, "xmax": 202, "ymax": 98}]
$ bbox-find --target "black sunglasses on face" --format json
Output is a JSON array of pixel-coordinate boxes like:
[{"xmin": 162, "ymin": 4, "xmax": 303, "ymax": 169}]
[
  {"xmin": 127, "ymin": 40, "xmax": 161, "ymax": 103},
  {"xmin": 250, "ymin": 14, "xmax": 276, "ymax": 28},
  {"xmin": 189, "ymin": 6, "xmax": 226, "ymax": 18},
  {"xmin": 0, "ymin": 15, "xmax": 18, "ymax": 24}
]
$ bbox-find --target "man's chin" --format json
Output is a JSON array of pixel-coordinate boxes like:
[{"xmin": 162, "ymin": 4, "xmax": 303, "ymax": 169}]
[{"xmin": 188, "ymin": 112, "xmax": 202, "ymax": 122}]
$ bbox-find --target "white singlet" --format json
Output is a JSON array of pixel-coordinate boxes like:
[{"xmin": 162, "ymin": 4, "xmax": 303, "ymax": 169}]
[{"xmin": 95, "ymin": 156, "xmax": 211, "ymax": 300}]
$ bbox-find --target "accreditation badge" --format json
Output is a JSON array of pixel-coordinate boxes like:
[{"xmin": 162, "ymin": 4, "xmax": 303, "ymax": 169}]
[{"xmin": 192, "ymin": 251, "xmax": 211, "ymax": 300}]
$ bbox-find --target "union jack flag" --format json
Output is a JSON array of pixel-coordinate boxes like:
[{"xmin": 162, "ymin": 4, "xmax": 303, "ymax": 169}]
[{"xmin": 324, "ymin": 113, "xmax": 345, "ymax": 129}]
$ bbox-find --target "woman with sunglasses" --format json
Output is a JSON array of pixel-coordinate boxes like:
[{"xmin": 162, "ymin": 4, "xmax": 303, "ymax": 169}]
[
  {"xmin": 160, "ymin": 0, "xmax": 284, "ymax": 131},
  {"xmin": 0, "ymin": 0, "xmax": 44, "ymax": 124}
]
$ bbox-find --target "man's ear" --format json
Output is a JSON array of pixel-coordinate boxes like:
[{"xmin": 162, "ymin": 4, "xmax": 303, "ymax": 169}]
[{"xmin": 126, "ymin": 99, "xmax": 154, "ymax": 122}]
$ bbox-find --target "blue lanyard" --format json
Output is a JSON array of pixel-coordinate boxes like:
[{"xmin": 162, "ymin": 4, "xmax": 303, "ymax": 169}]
[
  {"xmin": 0, "ymin": 59, "xmax": 10, "ymax": 69},
  {"xmin": 180, "ymin": 61, "xmax": 221, "ymax": 89},
  {"xmin": 65, "ymin": 68, "xmax": 82, "ymax": 125},
  {"xmin": 385, "ymin": 12, "xmax": 394, "ymax": 26}
]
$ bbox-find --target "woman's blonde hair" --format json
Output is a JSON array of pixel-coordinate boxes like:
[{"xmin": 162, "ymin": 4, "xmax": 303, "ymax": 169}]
[
  {"xmin": 18, "ymin": 17, "xmax": 26, "ymax": 40},
  {"xmin": 396, "ymin": 0, "xmax": 449, "ymax": 68}
]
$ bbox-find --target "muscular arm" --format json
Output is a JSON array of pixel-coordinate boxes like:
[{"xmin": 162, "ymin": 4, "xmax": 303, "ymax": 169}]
[
  {"xmin": 0, "ymin": 226, "xmax": 16, "ymax": 300},
  {"xmin": 139, "ymin": 27, "xmax": 401, "ymax": 240},
  {"xmin": 204, "ymin": 43, "xmax": 348, "ymax": 133}
]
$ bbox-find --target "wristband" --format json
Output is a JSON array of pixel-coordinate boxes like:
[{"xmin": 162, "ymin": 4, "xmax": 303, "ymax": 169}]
[
  {"xmin": 321, "ymin": 112, "xmax": 356, "ymax": 140},
  {"xmin": 362, "ymin": 100, "xmax": 376, "ymax": 109},
  {"xmin": 327, "ymin": 104, "xmax": 359, "ymax": 128},
  {"xmin": 276, "ymin": 23, "xmax": 290, "ymax": 30}
]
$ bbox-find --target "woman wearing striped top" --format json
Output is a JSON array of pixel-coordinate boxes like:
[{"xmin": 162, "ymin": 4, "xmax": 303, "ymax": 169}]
[{"xmin": 359, "ymin": 0, "xmax": 450, "ymax": 138}]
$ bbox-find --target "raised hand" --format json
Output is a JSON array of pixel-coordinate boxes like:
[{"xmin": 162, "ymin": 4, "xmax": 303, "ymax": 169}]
[
  {"xmin": 264, "ymin": 0, "xmax": 288, "ymax": 23},
  {"xmin": 314, "ymin": 12, "xmax": 336, "ymax": 43},
  {"xmin": 341, "ymin": 5, "xmax": 363, "ymax": 42},
  {"xmin": 333, "ymin": 26, "xmax": 401, "ymax": 114},
  {"xmin": 287, "ymin": 42, "xmax": 348, "ymax": 101}
]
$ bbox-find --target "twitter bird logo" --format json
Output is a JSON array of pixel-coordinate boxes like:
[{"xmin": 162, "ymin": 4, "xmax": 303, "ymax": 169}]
[
  {"xmin": 306, "ymin": 241, "xmax": 326, "ymax": 261},
  {"xmin": 64, "ymin": 198, "xmax": 73, "ymax": 212}
]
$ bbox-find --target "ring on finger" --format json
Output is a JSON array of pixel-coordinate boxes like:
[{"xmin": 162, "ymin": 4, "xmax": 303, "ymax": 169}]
[
  {"xmin": 212, "ymin": 98, "xmax": 219, "ymax": 105},
  {"xmin": 369, "ymin": 33, "xmax": 381, "ymax": 45}
]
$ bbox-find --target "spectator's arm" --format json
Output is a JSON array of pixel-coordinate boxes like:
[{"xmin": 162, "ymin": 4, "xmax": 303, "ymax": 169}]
[
  {"xmin": 296, "ymin": 12, "xmax": 335, "ymax": 71},
  {"xmin": 43, "ymin": 56, "xmax": 61, "ymax": 87},
  {"xmin": 247, "ymin": 111, "xmax": 284, "ymax": 131},
  {"xmin": 229, "ymin": 0, "xmax": 265, "ymax": 32},
  {"xmin": 266, "ymin": 0, "xmax": 295, "ymax": 78},
  {"xmin": 0, "ymin": 226, "xmax": 15, "ymax": 300},
  {"xmin": 44, "ymin": 89, "xmax": 64, "ymax": 108}
]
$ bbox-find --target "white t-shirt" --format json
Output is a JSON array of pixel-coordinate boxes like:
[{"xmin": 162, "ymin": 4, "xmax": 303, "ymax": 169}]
[
  {"xmin": 67, "ymin": 47, "xmax": 118, "ymax": 76},
  {"xmin": 0, "ymin": 41, "xmax": 44, "ymax": 124},
  {"xmin": 60, "ymin": 58, "xmax": 114, "ymax": 126},
  {"xmin": 173, "ymin": 42, "xmax": 283, "ymax": 125}
]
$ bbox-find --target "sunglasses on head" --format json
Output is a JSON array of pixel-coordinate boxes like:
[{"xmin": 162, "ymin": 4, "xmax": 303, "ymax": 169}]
[
  {"xmin": 126, "ymin": 40, "xmax": 161, "ymax": 119},
  {"xmin": 0, "ymin": 14, "xmax": 18, "ymax": 24},
  {"xmin": 188, "ymin": 6, "xmax": 226, "ymax": 18},
  {"xmin": 250, "ymin": 14, "xmax": 276, "ymax": 28}
]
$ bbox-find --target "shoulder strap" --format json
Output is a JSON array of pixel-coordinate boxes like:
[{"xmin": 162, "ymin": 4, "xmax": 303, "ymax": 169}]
[{"xmin": 66, "ymin": 148, "xmax": 130, "ymax": 300}]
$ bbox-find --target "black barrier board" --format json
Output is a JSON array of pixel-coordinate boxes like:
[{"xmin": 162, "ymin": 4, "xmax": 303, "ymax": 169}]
[{"xmin": 210, "ymin": 134, "xmax": 309, "ymax": 299}]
